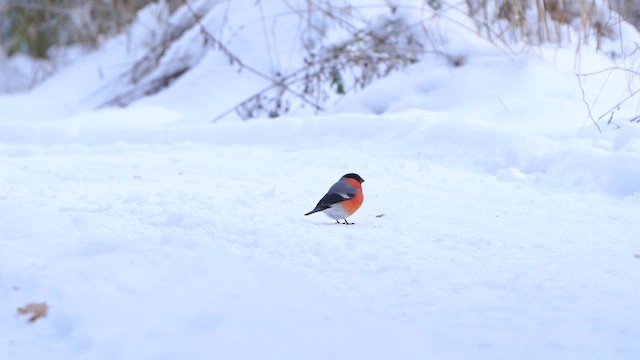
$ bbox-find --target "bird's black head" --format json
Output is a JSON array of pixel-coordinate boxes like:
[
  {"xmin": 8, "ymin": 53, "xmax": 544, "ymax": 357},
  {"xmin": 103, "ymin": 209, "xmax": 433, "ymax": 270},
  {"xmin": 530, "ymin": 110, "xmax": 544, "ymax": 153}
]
[{"xmin": 343, "ymin": 173, "xmax": 364, "ymax": 183}]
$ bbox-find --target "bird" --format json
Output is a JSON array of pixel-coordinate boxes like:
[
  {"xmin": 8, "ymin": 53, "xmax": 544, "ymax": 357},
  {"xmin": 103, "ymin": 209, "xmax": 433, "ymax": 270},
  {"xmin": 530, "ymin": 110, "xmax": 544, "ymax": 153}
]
[{"xmin": 304, "ymin": 173, "xmax": 365, "ymax": 225}]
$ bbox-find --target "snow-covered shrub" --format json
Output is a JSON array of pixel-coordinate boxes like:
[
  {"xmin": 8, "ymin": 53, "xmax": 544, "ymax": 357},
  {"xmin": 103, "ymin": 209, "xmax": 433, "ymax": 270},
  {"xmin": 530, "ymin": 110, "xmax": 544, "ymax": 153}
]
[
  {"xmin": 232, "ymin": 6, "xmax": 424, "ymax": 119},
  {"xmin": 0, "ymin": 0, "xmax": 184, "ymax": 59},
  {"xmin": 100, "ymin": 0, "xmax": 426, "ymax": 118},
  {"xmin": 466, "ymin": 0, "xmax": 618, "ymax": 48},
  {"xmin": 100, "ymin": 1, "xmax": 213, "ymax": 107}
]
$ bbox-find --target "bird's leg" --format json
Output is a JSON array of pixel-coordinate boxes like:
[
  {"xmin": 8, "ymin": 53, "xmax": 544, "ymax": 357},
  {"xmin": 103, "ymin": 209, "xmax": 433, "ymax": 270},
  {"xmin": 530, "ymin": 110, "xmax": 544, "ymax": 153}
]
[
  {"xmin": 336, "ymin": 220, "xmax": 341, "ymax": 224},
  {"xmin": 342, "ymin": 219, "xmax": 354, "ymax": 225}
]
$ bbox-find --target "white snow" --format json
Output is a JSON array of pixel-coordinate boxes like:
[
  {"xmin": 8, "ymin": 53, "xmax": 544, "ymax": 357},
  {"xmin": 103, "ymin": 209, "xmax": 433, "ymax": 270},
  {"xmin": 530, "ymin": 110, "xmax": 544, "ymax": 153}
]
[{"xmin": 1, "ymin": 1, "xmax": 640, "ymax": 359}]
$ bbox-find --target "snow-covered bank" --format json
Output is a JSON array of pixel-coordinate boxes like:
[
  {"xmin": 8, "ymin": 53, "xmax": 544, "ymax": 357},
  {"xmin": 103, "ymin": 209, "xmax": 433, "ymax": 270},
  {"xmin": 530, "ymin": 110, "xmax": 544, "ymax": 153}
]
[{"xmin": 2, "ymin": 108, "xmax": 640, "ymax": 198}]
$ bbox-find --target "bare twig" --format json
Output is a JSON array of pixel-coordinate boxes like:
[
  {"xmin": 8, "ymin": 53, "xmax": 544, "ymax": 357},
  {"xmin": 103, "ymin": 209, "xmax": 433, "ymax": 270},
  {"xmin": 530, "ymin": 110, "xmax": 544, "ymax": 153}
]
[
  {"xmin": 576, "ymin": 73, "xmax": 602, "ymax": 132},
  {"xmin": 577, "ymin": 65, "xmax": 640, "ymax": 128}
]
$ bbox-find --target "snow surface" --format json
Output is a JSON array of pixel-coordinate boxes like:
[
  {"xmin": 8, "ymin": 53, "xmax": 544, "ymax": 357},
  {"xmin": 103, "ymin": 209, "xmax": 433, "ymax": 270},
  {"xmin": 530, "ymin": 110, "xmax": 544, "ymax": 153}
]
[{"xmin": 2, "ymin": 1, "xmax": 640, "ymax": 359}]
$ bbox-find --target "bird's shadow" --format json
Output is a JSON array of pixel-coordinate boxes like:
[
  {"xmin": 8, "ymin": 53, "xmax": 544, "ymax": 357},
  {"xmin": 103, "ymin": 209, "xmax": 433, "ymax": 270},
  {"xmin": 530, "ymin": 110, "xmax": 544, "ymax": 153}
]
[{"xmin": 311, "ymin": 221, "xmax": 358, "ymax": 226}]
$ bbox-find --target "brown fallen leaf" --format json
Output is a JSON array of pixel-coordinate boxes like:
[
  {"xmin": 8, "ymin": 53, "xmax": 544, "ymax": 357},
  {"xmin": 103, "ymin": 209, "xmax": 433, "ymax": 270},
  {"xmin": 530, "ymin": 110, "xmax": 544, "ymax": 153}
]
[{"xmin": 17, "ymin": 302, "xmax": 49, "ymax": 323}]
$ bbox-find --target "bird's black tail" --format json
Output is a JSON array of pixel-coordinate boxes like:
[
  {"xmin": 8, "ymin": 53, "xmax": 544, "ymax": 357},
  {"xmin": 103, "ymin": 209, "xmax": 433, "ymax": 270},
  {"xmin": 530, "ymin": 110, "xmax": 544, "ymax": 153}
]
[{"xmin": 304, "ymin": 206, "xmax": 328, "ymax": 216}]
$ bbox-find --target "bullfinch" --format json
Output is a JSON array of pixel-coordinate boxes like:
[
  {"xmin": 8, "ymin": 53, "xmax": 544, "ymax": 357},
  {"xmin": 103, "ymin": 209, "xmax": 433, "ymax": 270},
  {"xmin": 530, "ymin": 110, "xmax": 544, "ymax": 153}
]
[{"xmin": 304, "ymin": 173, "xmax": 364, "ymax": 224}]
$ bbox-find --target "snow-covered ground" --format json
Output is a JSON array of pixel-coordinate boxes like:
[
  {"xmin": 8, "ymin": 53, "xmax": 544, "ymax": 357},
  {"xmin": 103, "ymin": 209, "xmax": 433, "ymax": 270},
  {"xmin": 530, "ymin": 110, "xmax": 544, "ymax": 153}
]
[{"xmin": 2, "ymin": 1, "xmax": 640, "ymax": 359}]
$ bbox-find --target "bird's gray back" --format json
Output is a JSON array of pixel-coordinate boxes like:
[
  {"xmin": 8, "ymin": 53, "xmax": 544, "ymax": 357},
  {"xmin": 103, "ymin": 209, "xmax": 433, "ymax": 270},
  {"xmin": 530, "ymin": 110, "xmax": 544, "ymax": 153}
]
[{"xmin": 328, "ymin": 179, "xmax": 355, "ymax": 196}]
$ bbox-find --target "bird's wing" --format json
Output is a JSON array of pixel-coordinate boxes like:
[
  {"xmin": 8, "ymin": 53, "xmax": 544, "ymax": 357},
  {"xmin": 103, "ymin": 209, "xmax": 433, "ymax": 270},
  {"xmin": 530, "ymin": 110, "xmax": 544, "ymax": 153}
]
[
  {"xmin": 315, "ymin": 191, "xmax": 355, "ymax": 207},
  {"xmin": 304, "ymin": 180, "xmax": 356, "ymax": 215},
  {"xmin": 319, "ymin": 180, "xmax": 356, "ymax": 204}
]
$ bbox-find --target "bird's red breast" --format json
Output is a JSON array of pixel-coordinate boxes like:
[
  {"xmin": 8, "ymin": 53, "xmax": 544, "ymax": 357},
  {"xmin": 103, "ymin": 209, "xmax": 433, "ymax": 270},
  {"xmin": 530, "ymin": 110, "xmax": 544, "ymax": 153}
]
[{"xmin": 339, "ymin": 178, "xmax": 364, "ymax": 216}]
